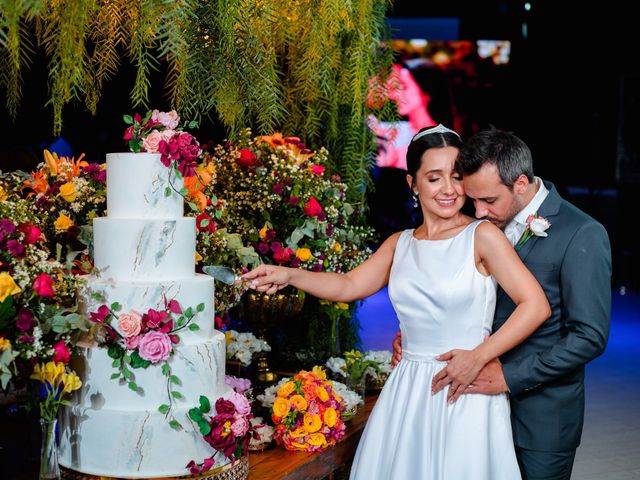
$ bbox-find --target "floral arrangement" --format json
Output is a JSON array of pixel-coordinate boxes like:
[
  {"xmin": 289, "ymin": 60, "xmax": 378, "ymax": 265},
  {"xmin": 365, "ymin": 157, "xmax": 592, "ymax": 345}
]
[
  {"xmin": 325, "ymin": 349, "xmax": 382, "ymax": 388},
  {"xmin": 123, "ymin": 109, "xmax": 201, "ymax": 180},
  {"xmin": 0, "ymin": 150, "xmax": 105, "ymax": 390},
  {"xmin": 363, "ymin": 350, "xmax": 393, "ymax": 383},
  {"xmin": 202, "ymin": 130, "xmax": 375, "ymax": 274},
  {"xmin": 269, "ymin": 366, "xmax": 346, "ymax": 452},
  {"xmin": 87, "ymin": 296, "xmax": 204, "ymax": 429},
  {"xmin": 258, "ymin": 375, "xmax": 362, "ymax": 417},
  {"xmin": 30, "ymin": 360, "xmax": 82, "ymax": 421},
  {"xmin": 225, "ymin": 329, "xmax": 271, "ymax": 366},
  {"xmin": 186, "ymin": 391, "xmax": 257, "ymax": 475}
]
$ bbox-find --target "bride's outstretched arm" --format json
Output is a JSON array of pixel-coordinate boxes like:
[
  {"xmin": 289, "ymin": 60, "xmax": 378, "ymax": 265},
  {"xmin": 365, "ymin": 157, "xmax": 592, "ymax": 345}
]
[{"xmin": 241, "ymin": 232, "xmax": 401, "ymax": 303}]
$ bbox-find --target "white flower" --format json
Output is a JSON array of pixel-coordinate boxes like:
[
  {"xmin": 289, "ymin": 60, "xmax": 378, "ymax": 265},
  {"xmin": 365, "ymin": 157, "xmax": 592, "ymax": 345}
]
[
  {"xmin": 363, "ymin": 350, "xmax": 392, "ymax": 380},
  {"xmin": 332, "ymin": 380, "xmax": 363, "ymax": 408},
  {"xmin": 528, "ymin": 216, "xmax": 551, "ymax": 237},
  {"xmin": 325, "ymin": 357, "xmax": 347, "ymax": 377},
  {"xmin": 256, "ymin": 377, "xmax": 290, "ymax": 408}
]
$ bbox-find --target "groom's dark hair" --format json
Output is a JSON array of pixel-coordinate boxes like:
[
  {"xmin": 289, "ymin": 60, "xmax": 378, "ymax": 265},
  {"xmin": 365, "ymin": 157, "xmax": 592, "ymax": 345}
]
[{"xmin": 456, "ymin": 126, "xmax": 534, "ymax": 189}]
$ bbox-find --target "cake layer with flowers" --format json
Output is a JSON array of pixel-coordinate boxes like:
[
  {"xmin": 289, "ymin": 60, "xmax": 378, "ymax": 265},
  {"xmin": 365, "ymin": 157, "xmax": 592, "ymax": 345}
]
[{"xmin": 58, "ymin": 150, "xmax": 231, "ymax": 478}]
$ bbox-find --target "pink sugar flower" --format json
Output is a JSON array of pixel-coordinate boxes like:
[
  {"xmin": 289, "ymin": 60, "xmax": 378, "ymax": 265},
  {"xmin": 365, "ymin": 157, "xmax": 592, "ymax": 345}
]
[
  {"xmin": 138, "ymin": 331, "xmax": 172, "ymax": 363},
  {"xmin": 118, "ymin": 311, "xmax": 142, "ymax": 338}
]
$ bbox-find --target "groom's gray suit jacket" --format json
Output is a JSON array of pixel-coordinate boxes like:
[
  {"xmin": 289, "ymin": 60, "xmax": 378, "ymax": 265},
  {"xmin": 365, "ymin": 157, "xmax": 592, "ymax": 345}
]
[{"xmin": 494, "ymin": 181, "xmax": 612, "ymax": 452}]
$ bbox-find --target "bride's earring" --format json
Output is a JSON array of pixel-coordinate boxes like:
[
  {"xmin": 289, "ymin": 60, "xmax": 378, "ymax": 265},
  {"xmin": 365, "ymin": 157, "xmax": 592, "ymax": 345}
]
[{"xmin": 412, "ymin": 191, "xmax": 419, "ymax": 208}]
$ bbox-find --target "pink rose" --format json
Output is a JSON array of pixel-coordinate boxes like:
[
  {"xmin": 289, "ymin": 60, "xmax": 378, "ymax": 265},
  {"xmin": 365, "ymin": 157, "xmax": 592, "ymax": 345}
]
[
  {"xmin": 118, "ymin": 311, "xmax": 142, "ymax": 338},
  {"xmin": 303, "ymin": 197, "xmax": 323, "ymax": 217},
  {"xmin": 230, "ymin": 415, "xmax": 249, "ymax": 437},
  {"xmin": 142, "ymin": 130, "xmax": 164, "ymax": 153},
  {"xmin": 52, "ymin": 340, "xmax": 70, "ymax": 363},
  {"xmin": 310, "ymin": 165, "xmax": 325, "ymax": 176},
  {"xmin": 33, "ymin": 273, "xmax": 55, "ymax": 298},
  {"xmin": 229, "ymin": 391, "xmax": 252, "ymax": 416},
  {"xmin": 151, "ymin": 109, "xmax": 180, "ymax": 130},
  {"xmin": 138, "ymin": 331, "xmax": 172, "ymax": 363},
  {"xmin": 125, "ymin": 335, "xmax": 140, "ymax": 350},
  {"xmin": 19, "ymin": 224, "xmax": 42, "ymax": 244}
]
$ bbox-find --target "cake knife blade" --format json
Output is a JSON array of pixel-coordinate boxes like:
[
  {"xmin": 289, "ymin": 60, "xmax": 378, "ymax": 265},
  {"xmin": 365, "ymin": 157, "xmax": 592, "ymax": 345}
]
[{"xmin": 202, "ymin": 265, "xmax": 241, "ymax": 285}]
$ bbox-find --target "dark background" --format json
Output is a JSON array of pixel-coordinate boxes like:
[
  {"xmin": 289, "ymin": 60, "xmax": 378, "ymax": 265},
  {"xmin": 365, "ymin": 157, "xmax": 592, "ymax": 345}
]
[{"xmin": 1, "ymin": 1, "xmax": 638, "ymax": 291}]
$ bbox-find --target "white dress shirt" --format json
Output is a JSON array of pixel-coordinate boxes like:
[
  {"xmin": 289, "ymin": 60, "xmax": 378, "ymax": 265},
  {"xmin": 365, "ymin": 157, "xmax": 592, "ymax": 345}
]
[{"xmin": 504, "ymin": 177, "xmax": 549, "ymax": 247}]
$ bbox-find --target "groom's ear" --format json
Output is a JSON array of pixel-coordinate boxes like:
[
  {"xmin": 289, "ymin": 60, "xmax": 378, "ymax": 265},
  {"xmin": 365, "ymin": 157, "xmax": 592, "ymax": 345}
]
[{"xmin": 512, "ymin": 174, "xmax": 529, "ymax": 195}]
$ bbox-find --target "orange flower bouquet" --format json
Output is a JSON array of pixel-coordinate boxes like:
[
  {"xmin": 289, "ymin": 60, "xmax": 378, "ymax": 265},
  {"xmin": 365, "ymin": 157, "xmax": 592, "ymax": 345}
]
[{"xmin": 271, "ymin": 366, "xmax": 347, "ymax": 452}]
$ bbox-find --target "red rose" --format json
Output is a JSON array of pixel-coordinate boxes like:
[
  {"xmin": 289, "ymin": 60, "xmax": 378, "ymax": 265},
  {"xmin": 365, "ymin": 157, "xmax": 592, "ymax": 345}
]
[
  {"xmin": 196, "ymin": 212, "xmax": 216, "ymax": 233},
  {"xmin": 237, "ymin": 149, "xmax": 257, "ymax": 168},
  {"xmin": 303, "ymin": 197, "xmax": 323, "ymax": 217},
  {"xmin": 52, "ymin": 340, "xmax": 71, "ymax": 363},
  {"xmin": 33, "ymin": 273, "xmax": 55, "ymax": 298},
  {"xmin": 19, "ymin": 224, "xmax": 43, "ymax": 244}
]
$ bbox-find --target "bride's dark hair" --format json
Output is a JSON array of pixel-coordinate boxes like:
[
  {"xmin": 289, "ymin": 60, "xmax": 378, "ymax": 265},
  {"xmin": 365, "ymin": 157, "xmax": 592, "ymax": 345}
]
[{"xmin": 406, "ymin": 125, "xmax": 463, "ymax": 181}]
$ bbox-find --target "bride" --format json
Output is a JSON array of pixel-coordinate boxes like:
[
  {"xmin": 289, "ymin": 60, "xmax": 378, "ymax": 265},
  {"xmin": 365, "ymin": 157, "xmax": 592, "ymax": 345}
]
[{"xmin": 242, "ymin": 124, "xmax": 550, "ymax": 479}]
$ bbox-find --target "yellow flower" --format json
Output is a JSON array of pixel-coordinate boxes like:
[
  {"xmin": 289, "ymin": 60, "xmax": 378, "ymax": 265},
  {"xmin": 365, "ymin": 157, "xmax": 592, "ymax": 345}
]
[
  {"xmin": 289, "ymin": 426, "xmax": 307, "ymax": 438},
  {"xmin": 0, "ymin": 272, "xmax": 22, "ymax": 302},
  {"xmin": 277, "ymin": 381, "xmax": 296, "ymax": 398},
  {"xmin": 259, "ymin": 225, "xmax": 269, "ymax": 240},
  {"xmin": 311, "ymin": 365, "xmax": 327, "ymax": 381},
  {"xmin": 43, "ymin": 149, "xmax": 59, "ymax": 175},
  {"xmin": 291, "ymin": 441, "xmax": 308, "ymax": 450},
  {"xmin": 273, "ymin": 397, "xmax": 291, "ymax": 418},
  {"xmin": 60, "ymin": 372, "xmax": 82, "ymax": 394},
  {"xmin": 307, "ymin": 433, "xmax": 327, "ymax": 447},
  {"xmin": 316, "ymin": 385, "xmax": 329, "ymax": 402},
  {"xmin": 333, "ymin": 242, "xmax": 341, "ymax": 253},
  {"xmin": 295, "ymin": 247, "xmax": 312, "ymax": 261},
  {"xmin": 324, "ymin": 408, "xmax": 338, "ymax": 427},
  {"xmin": 31, "ymin": 361, "xmax": 65, "ymax": 386},
  {"xmin": 289, "ymin": 394, "xmax": 308, "ymax": 412},
  {"xmin": 336, "ymin": 302, "xmax": 349, "ymax": 310},
  {"xmin": 303, "ymin": 413, "xmax": 322, "ymax": 433},
  {"xmin": 0, "ymin": 186, "xmax": 7, "ymax": 201},
  {"xmin": 59, "ymin": 182, "xmax": 77, "ymax": 202},
  {"xmin": 0, "ymin": 337, "xmax": 10, "ymax": 351},
  {"xmin": 54, "ymin": 214, "xmax": 75, "ymax": 233},
  {"xmin": 224, "ymin": 331, "xmax": 235, "ymax": 344},
  {"xmin": 195, "ymin": 251, "xmax": 203, "ymax": 264}
]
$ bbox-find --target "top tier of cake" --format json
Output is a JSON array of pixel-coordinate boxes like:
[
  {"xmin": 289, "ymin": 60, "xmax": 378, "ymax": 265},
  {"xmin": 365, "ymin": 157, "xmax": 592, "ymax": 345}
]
[{"xmin": 106, "ymin": 152, "xmax": 184, "ymax": 218}]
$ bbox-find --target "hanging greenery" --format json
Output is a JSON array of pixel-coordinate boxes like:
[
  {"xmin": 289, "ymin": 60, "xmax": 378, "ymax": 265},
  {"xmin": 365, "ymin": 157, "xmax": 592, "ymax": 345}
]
[{"xmin": 0, "ymin": 0, "xmax": 393, "ymax": 207}]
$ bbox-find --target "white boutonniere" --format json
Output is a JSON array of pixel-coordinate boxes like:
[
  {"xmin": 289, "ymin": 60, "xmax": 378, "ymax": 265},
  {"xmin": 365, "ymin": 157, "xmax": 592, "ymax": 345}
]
[{"xmin": 515, "ymin": 214, "xmax": 551, "ymax": 250}]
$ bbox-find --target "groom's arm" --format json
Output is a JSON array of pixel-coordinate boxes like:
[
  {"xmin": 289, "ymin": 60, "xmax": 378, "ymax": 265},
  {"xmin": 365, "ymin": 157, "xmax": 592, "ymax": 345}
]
[{"xmin": 501, "ymin": 221, "xmax": 612, "ymax": 396}]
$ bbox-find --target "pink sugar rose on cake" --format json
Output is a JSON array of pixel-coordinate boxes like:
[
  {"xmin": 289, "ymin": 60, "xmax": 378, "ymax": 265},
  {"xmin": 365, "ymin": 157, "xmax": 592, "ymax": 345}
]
[
  {"xmin": 151, "ymin": 109, "xmax": 180, "ymax": 130},
  {"xmin": 138, "ymin": 330, "xmax": 173, "ymax": 362},
  {"xmin": 118, "ymin": 311, "xmax": 142, "ymax": 337}
]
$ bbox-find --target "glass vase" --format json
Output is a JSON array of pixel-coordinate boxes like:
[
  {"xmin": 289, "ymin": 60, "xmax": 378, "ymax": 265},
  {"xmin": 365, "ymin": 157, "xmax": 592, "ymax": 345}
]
[
  {"xmin": 39, "ymin": 418, "xmax": 60, "ymax": 480},
  {"xmin": 346, "ymin": 375, "xmax": 366, "ymax": 406}
]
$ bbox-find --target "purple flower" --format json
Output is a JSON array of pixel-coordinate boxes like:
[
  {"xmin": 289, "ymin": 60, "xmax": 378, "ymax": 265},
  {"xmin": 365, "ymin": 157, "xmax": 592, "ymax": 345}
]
[
  {"xmin": 0, "ymin": 219, "xmax": 16, "ymax": 235},
  {"xmin": 273, "ymin": 184, "xmax": 284, "ymax": 195},
  {"xmin": 225, "ymin": 375, "xmax": 252, "ymax": 394},
  {"xmin": 257, "ymin": 242, "xmax": 269, "ymax": 255},
  {"xmin": 6, "ymin": 240, "xmax": 25, "ymax": 257},
  {"xmin": 270, "ymin": 242, "xmax": 282, "ymax": 253},
  {"xmin": 289, "ymin": 195, "xmax": 299, "ymax": 206},
  {"xmin": 16, "ymin": 307, "xmax": 36, "ymax": 332},
  {"xmin": 312, "ymin": 263, "xmax": 323, "ymax": 272},
  {"xmin": 215, "ymin": 398, "xmax": 236, "ymax": 415}
]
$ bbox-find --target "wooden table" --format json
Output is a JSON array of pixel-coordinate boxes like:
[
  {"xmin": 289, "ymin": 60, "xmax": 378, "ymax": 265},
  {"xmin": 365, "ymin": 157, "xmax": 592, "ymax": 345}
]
[{"xmin": 249, "ymin": 393, "xmax": 377, "ymax": 480}]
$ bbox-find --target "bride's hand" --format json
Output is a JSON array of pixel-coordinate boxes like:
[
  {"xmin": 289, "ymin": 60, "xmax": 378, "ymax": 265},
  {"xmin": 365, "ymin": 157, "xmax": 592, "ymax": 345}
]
[
  {"xmin": 241, "ymin": 264, "xmax": 292, "ymax": 294},
  {"xmin": 431, "ymin": 349, "xmax": 485, "ymax": 403}
]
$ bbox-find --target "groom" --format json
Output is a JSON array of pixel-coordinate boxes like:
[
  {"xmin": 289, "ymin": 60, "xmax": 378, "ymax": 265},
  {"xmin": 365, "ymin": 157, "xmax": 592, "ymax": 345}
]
[{"xmin": 392, "ymin": 127, "xmax": 611, "ymax": 480}]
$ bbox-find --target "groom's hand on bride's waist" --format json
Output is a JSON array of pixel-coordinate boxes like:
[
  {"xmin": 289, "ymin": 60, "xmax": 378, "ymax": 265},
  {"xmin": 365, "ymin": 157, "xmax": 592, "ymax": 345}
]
[
  {"xmin": 462, "ymin": 358, "xmax": 508, "ymax": 396},
  {"xmin": 391, "ymin": 331, "xmax": 402, "ymax": 368}
]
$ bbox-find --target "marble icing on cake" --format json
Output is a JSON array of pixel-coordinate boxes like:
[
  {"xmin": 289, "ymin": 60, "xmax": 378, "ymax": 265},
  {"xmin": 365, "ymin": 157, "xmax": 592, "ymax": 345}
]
[{"xmin": 58, "ymin": 153, "xmax": 231, "ymax": 478}]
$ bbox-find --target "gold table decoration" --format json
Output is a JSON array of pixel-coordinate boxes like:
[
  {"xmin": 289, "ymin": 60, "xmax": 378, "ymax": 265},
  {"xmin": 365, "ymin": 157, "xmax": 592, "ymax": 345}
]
[
  {"xmin": 241, "ymin": 287, "xmax": 305, "ymax": 384},
  {"xmin": 60, "ymin": 455, "xmax": 249, "ymax": 480}
]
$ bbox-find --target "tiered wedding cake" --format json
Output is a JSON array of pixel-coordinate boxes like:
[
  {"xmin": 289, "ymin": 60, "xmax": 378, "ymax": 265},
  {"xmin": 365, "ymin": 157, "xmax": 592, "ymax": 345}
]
[{"xmin": 58, "ymin": 153, "xmax": 231, "ymax": 478}]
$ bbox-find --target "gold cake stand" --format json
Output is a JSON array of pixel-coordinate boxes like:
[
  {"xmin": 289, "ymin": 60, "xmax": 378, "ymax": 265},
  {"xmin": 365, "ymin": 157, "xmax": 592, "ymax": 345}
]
[{"xmin": 60, "ymin": 456, "xmax": 249, "ymax": 480}]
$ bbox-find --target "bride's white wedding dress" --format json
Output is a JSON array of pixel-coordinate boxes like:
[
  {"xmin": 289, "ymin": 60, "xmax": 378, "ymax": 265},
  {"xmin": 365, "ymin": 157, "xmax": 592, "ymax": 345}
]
[{"xmin": 349, "ymin": 221, "xmax": 521, "ymax": 479}]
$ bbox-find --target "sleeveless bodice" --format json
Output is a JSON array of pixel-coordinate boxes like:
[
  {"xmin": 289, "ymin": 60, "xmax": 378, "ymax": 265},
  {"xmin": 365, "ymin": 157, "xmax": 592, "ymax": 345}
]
[{"xmin": 388, "ymin": 220, "xmax": 497, "ymax": 360}]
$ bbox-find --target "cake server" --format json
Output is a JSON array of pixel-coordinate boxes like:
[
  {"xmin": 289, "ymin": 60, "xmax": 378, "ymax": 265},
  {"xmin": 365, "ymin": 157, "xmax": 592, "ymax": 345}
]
[{"xmin": 202, "ymin": 265, "xmax": 242, "ymax": 285}]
